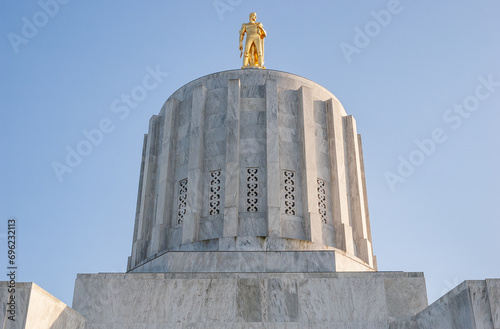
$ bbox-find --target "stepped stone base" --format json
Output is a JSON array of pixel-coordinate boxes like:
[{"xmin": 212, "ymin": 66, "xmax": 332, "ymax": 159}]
[
  {"xmin": 73, "ymin": 271, "xmax": 427, "ymax": 328},
  {"xmin": 3, "ymin": 276, "xmax": 499, "ymax": 328},
  {"xmin": 129, "ymin": 237, "xmax": 374, "ymax": 273},
  {"xmin": 129, "ymin": 250, "xmax": 373, "ymax": 273}
]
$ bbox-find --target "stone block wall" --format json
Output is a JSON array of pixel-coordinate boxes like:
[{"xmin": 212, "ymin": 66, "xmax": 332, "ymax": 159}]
[{"xmin": 73, "ymin": 272, "xmax": 427, "ymax": 329}]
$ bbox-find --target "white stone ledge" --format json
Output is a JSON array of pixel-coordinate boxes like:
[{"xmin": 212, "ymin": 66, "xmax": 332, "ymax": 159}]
[
  {"xmin": 127, "ymin": 248, "xmax": 374, "ymax": 274},
  {"xmin": 129, "ymin": 237, "xmax": 375, "ymax": 273}
]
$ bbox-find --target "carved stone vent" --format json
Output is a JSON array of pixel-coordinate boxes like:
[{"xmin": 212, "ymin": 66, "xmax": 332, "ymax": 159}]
[
  {"xmin": 246, "ymin": 168, "xmax": 259, "ymax": 212},
  {"xmin": 177, "ymin": 178, "xmax": 188, "ymax": 224},
  {"xmin": 209, "ymin": 170, "xmax": 221, "ymax": 215},
  {"xmin": 284, "ymin": 170, "xmax": 296, "ymax": 215},
  {"xmin": 317, "ymin": 178, "xmax": 327, "ymax": 224}
]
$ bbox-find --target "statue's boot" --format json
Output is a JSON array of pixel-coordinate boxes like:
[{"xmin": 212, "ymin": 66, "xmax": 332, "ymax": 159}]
[
  {"xmin": 258, "ymin": 55, "xmax": 265, "ymax": 69},
  {"xmin": 242, "ymin": 53, "xmax": 250, "ymax": 68}
]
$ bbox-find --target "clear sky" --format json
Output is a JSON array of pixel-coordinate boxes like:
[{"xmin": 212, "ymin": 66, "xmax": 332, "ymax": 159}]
[{"xmin": 1, "ymin": 1, "xmax": 499, "ymax": 307}]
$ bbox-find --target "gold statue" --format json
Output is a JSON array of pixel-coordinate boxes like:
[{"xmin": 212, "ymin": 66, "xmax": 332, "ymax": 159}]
[{"xmin": 239, "ymin": 12, "xmax": 266, "ymax": 69}]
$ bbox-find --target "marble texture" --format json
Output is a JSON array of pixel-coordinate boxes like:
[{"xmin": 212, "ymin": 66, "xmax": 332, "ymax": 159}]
[
  {"xmin": 391, "ymin": 279, "xmax": 500, "ymax": 329},
  {"xmin": 149, "ymin": 99, "xmax": 177, "ymax": 256},
  {"xmin": 298, "ymin": 86, "xmax": 322, "ymax": 244},
  {"xmin": 223, "ymin": 79, "xmax": 240, "ymax": 238},
  {"xmin": 486, "ymin": 279, "xmax": 500, "ymax": 328},
  {"xmin": 345, "ymin": 115, "xmax": 372, "ymax": 267},
  {"xmin": 0, "ymin": 282, "xmax": 85, "ymax": 329},
  {"xmin": 73, "ymin": 272, "xmax": 426, "ymax": 328},
  {"xmin": 127, "ymin": 250, "xmax": 376, "ymax": 273},
  {"xmin": 128, "ymin": 237, "xmax": 374, "ymax": 273},
  {"xmin": 326, "ymin": 98, "xmax": 354, "ymax": 255},
  {"xmin": 6, "ymin": 278, "xmax": 498, "ymax": 328},
  {"xmin": 127, "ymin": 69, "xmax": 375, "ymax": 273},
  {"xmin": 265, "ymin": 78, "xmax": 280, "ymax": 237},
  {"xmin": 183, "ymin": 85, "xmax": 207, "ymax": 244}
]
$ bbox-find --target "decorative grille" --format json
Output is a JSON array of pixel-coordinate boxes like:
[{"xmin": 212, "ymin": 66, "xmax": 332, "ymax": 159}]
[
  {"xmin": 284, "ymin": 170, "xmax": 296, "ymax": 215},
  {"xmin": 317, "ymin": 178, "xmax": 327, "ymax": 223},
  {"xmin": 209, "ymin": 171, "xmax": 221, "ymax": 215},
  {"xmin": 177, "ymin": 178, "xmax": 188, "ymax": 224},
  {"xmin": 246, "ymin": 168, "xmax": 259, "ymax": 212}
]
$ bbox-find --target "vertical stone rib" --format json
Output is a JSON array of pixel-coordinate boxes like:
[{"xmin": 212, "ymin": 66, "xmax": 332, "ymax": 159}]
[
  {"xmin": 357, "ymin": 134, "xmax": 372, "ymax": 244},
  {"xmin": 223, "ymin": 79, "xmax": 241, "ymax": 237},
  {"xmin": 345, "ymin": 116, "xmax": 373, "ymax": 266},
  {"xmin": 134, "ymin": 115, "xmax": 160, "ymax": 265},
  {"xmin": 150, "ymin": 98, "xmax": 179, "ymax": 255},
  {"xmin": 266, "ymin": 79, "xmax": 280, "ymax": 236},
  {"xmin": 182, "ymin": 86, "xmax": 207, "ymax": 244},
  {"xmin": 325, "ymin": 99, "xmax": 355, "ymax": 254},
  {"xmin": 129, "ymin": 134, "xmax": 148, "ymax": 270},
  {"xmin": 357, "ymin": 134, "xmax": 376, "ymax": 269},
  {"xmin": 298, "ymin": 86, "xmax": 322, "ymax": 244}
]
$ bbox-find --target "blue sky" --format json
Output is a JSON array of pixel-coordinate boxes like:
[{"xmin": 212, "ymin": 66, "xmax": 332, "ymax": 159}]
[{"xmin": 1, "ymin": 1, "xmax": 499, "ymax": 307}]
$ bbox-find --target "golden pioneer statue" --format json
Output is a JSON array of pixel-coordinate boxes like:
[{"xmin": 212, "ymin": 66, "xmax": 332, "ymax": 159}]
[{"xmin": 239, "ymin": 12, "xmax": 267, "ymax": 69}]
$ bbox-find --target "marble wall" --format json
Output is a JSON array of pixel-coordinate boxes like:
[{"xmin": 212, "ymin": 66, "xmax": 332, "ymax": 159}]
[
  {"xmin": 391, "ymin": 279, "xmax": 500, "ymax": 329},
  {"xmin": 0, "ymin": 282, "xmax": 85, "ymax": 329},
  {"xmin": 73, "ymin": 272, "xmax": 427, "ymax": 329},
  {"xmin": 128, "ymin": 69, "xmax": 376, "ymax": 272}
]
